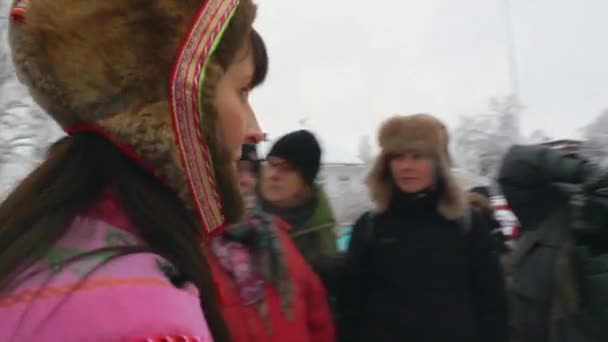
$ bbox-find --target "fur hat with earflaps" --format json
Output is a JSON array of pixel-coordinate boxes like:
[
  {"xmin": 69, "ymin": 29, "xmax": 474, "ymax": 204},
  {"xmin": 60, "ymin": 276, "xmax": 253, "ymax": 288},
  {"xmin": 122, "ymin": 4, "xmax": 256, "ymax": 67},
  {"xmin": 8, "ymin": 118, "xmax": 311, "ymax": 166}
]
[
  {"xmin": 8, "ymin": 0, "xmax": 258, "ymax": 238},
  {"xmin": 366, "ymin": 113, "xmax": 467, "ymax": 219}
]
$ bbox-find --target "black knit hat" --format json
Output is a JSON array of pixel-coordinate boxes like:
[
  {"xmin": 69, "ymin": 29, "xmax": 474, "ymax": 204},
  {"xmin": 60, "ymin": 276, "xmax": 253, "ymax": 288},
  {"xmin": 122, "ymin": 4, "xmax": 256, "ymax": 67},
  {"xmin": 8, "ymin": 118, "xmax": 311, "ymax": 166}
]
[
  {"xmin": 240, "ymin": 144, "xmax": 261, "ymax": 174},
  {"xmin": 267, "ymin": 130, "xmax": 321, "ymax": 184}
]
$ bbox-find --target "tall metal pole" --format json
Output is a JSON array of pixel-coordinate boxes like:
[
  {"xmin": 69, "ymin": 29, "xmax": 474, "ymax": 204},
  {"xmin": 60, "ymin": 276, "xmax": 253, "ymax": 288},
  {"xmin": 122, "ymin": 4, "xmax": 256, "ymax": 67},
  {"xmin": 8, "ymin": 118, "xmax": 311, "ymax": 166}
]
[{"xmin": 503, "ymin": 0, "xmax": 519, "ymax": 101}]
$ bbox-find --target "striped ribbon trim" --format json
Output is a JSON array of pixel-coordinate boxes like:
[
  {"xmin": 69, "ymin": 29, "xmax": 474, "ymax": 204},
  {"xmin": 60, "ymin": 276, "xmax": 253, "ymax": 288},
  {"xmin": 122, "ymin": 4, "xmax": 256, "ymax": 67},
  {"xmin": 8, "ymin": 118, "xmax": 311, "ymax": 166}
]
[
  {"xmin": 0, "ymin": 276, "xmax": 198, "ymax": 308},
  {"xmin": 128, "ymin": 336, "xmax": 204, "ymax": 342},
  {"xmin": 169, "ymin": 0, "xmax": 239, "ymax": 238}
]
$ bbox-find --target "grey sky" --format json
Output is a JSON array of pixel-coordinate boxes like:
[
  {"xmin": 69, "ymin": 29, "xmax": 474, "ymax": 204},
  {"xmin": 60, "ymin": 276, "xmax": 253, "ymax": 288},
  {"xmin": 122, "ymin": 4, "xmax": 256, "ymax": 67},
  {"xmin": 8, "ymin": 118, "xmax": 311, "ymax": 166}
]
[{"xmin": 252, "ymin": 0, "xmax": 608, "ymax": 162}]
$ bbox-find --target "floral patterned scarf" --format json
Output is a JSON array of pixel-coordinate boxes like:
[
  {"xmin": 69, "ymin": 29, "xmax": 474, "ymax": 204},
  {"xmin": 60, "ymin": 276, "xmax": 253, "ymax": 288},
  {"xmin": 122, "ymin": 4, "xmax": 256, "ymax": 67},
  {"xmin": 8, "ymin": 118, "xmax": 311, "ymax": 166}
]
[{"xmin": 211, "ymin": 195, "xmax": 294, "ymax": 326}]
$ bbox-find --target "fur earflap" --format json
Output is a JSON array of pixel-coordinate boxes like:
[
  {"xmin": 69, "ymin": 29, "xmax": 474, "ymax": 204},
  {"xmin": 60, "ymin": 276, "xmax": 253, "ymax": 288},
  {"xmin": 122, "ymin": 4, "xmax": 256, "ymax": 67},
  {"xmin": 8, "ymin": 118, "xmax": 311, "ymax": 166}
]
[
  {"xmin": 8, "ymin": 0, "xmax": 257, "ymax": 231},
  {"xmin": 9, "ymin": 0, "xmax": 203, "ymax": 128},
  {"xmin": 366, "ymin": 114, "xmax": 467, "ymax": 220}
]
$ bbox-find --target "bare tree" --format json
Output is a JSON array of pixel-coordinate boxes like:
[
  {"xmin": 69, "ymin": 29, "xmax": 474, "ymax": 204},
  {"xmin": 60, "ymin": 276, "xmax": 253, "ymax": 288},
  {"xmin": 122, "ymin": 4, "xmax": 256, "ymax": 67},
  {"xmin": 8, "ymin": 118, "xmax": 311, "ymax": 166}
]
[
  {"xmin": 490, "ymin": 94, "xmax": 523, "ymax": 146},
  {"xmin": 453, "ymin": 113, "xmax": 497, "ymax": 177},
  {"xmin": 453, "ymin": 95, "xmax": 523, "ymax": 177},
  {"xmin": 580, "ymin": 109, "xmax": 608, "ymax": 168}
]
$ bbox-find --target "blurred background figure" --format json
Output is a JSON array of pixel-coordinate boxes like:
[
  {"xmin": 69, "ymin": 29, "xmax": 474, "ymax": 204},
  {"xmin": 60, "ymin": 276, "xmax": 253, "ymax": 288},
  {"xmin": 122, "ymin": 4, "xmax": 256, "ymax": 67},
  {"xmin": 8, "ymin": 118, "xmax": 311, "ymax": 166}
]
[
  {"xmin": 498, "ymin": 144, "xmax": 608, "ymax": 342},
  {"xmin": 205, "ymin": 143, "xmax": 336, "ymax": 342},
  {"xmin": 260, "ymin": 129, "xmax": 337, "ymax": 270}
]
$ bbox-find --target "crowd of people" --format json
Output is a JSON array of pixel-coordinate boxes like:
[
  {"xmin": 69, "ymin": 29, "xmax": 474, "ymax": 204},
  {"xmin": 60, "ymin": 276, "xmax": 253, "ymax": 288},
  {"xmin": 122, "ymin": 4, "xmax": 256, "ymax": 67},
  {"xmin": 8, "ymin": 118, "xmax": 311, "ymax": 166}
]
[{"xmin": 1, "ymin": 1, "xmax": 608, "ymax": 342}]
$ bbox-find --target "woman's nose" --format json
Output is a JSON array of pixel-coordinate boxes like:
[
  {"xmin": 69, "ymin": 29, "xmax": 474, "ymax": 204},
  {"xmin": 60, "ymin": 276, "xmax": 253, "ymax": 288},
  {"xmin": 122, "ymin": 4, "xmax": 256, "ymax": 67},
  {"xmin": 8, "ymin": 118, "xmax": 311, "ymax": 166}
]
[
  {"xmin": 245, "ymin": 130, "xmax": 266, "ymax": 144},
  {"xmin": 245, "ymin": 112, "xmax": 264, "ymax": 144}
]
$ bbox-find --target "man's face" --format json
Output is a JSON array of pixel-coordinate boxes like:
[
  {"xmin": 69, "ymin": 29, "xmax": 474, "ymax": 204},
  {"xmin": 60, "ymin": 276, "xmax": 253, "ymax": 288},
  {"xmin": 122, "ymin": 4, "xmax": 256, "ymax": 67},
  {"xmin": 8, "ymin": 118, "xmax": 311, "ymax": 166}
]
[
  {"xmin": 261, "ymin": 156, "xmax": 305, "ymax": 206},
  {"xmin": 237, "ymin": 160, "xmax": 257, "ymax": 195}
]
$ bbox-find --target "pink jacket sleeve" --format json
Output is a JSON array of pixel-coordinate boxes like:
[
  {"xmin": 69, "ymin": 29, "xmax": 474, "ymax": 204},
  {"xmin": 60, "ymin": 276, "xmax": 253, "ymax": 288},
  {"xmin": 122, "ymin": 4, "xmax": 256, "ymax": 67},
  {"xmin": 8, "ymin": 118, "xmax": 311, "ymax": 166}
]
[{"xmin": 0, "ymin": 253, "xmax": 213, "ymax": 342}]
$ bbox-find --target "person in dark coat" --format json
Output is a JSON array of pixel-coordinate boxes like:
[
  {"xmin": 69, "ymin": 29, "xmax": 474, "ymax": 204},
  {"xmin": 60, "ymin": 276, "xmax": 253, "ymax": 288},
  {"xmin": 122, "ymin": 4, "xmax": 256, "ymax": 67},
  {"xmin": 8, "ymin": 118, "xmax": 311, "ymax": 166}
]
[
  {"xmin": 497, "ymin": 144, "xmax": 608, "ymax": 342},
  {"xmin": 339, "ymin": 114, "xmax": 509, "ymax": 342},
  {"xmin": 260, "ymin": 130, "xmax": 338, "ymax": 269}
]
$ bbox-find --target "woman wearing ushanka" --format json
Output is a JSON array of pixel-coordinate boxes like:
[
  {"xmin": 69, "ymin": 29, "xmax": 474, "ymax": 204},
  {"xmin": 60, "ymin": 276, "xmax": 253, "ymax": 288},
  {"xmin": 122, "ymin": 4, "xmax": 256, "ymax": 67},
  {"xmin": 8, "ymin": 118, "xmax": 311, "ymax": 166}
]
[{"xmin": 0, "ymin": 0, "xmax": 268, "ymax": 341}]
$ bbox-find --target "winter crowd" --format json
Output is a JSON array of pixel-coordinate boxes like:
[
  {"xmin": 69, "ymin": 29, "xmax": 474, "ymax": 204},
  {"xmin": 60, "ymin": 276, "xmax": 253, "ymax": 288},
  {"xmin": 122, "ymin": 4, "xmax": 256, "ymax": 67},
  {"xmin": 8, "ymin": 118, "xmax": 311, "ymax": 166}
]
[{"xmin": 1, "ymin": 0, "xmax": 608, "ymax": 342}]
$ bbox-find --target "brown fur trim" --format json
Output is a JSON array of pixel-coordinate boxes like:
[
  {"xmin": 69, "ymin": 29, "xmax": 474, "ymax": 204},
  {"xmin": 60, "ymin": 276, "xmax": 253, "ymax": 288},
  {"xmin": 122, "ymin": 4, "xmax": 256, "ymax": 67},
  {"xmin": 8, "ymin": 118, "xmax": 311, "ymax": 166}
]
[
  {"xmin": 98, "ymin": 101, "xmax": 191, "ymax": 209},
  {"xmin": 8, "ymin": 0, "xmax": 200, "ymax": 128},
  {"xmin": 377, "ymin": 114, "xmax": 450, "ymax": 160},
  {"xmin": 366, "ymin": 114, "xmax": 466, "ymax": 219},
  {"xmin": 468, "ymin": 192, "xmax": 494, "ymax": 215},
  {"xmin": 201, "ymin": 63, "xmax": 243, "ymax": 223},
  {"xmin": 365, "ymin": 151, "xmax": 392, "ymax": 212},
  {"xmin": 9, "ymin": 0, "xmax": 256, "ymax": 224}
]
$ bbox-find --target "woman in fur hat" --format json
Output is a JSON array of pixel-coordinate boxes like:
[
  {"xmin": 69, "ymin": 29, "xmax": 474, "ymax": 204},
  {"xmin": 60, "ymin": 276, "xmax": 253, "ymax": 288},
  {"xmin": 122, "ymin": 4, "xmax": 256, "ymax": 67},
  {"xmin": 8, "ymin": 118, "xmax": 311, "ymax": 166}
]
[
  {"xmin": 0, "ymin": 0, "xmax": 267, "ymax": 341},
  {"xmin": 207, "ymin": 142, "xmax": 335, "ymax": 342},
  {"xmin": 339, "ymin": 114, "xmax": 508, "ymax": 342}
]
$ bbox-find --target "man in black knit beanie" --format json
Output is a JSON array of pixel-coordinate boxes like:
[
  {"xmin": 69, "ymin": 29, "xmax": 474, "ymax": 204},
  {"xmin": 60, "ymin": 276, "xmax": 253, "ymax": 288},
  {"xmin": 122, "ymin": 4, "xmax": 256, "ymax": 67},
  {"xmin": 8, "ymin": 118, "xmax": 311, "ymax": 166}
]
[
  {"xmin": 260, "ymin": 129, "xmax": 337, "ymax": 269},
  {"xmin": 266, "ymin": 130, "xmax": 321, "ymax": 185}
]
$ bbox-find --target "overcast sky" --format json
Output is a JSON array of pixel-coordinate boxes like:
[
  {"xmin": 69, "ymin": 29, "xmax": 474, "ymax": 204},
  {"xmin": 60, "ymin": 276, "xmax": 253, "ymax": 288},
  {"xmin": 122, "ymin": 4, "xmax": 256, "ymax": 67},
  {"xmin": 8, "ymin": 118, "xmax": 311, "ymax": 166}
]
[{"xmin": 252, "ymin": 0, "xmax": 608, "ymax": 162}]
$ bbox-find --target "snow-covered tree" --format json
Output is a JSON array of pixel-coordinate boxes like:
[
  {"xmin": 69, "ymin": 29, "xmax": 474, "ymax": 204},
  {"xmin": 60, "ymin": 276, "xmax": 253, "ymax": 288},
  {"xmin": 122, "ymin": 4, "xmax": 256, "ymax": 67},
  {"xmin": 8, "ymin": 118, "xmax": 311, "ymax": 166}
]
[
  {"xmin": 580, "ymin": 109, "xmax": 608, "ymax": 168},
  {"xmin": 0, "ymin": 12, "xmax": 62, "ymax": 199},
  {"xmin": 453, "ymin": 95, "xmax": 523, "ymax": 177},
  {"xmin": 491, "ymin": 95, "xmax": 523, "ymax": 145}
]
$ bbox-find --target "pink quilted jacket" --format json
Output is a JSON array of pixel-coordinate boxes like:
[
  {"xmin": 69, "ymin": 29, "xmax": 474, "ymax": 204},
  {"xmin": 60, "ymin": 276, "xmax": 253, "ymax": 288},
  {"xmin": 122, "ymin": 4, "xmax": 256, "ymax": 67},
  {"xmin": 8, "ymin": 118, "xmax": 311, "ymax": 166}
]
[{"xmin": 0, "ymin": 191, "xmax": 213, "ymax": 341}]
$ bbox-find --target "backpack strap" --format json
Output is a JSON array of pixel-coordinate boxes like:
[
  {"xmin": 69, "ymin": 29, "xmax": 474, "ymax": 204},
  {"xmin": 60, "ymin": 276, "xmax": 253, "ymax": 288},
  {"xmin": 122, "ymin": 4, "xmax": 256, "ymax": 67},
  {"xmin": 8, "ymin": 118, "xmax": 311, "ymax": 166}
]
[
  {"xmin": 506, "ymin": 221, "xmax": 551, "ymax": 277},
  {"xmin": 461, "ymin": 208, "xmax": 473, "ymax": 234},
  {"xmin": 362, "ymin": 210, "xmax": 377, "ymax": 243}
]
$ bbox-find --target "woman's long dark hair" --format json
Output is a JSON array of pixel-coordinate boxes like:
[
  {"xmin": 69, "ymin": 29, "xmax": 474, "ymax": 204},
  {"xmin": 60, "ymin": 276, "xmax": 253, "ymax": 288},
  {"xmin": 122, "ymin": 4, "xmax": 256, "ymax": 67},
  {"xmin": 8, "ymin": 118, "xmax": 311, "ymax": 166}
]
[{"xmin": 0, "ymin": 30, "xmax": 268, "ymax": 342}]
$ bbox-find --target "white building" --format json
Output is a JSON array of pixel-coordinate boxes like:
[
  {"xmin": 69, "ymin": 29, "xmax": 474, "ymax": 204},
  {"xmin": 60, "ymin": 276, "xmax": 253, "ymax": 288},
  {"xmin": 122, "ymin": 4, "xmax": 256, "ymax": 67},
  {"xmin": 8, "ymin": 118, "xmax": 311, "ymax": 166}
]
[
  {"xmin": 318, "ymin": 163, "xmax": 367, "ymax": 195},
  {"xmin": 319, "ymin": 163, "xmax": 372, "ymax": 226}
]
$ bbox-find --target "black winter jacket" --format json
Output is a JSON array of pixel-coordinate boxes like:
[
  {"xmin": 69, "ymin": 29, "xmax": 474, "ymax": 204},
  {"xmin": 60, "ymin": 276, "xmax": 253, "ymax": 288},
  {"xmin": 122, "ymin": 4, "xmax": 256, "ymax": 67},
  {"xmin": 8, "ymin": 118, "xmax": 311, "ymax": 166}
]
[
  {"xmin": 339, "ymin": 191, "xmax": 509, "ymax": 342},
  {"xmin": 497, "ymin": 144, "xmax": 608, "ymax": 342}
]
